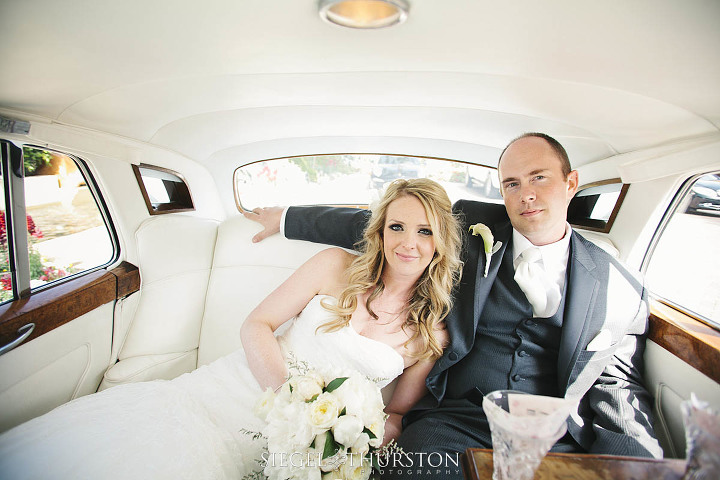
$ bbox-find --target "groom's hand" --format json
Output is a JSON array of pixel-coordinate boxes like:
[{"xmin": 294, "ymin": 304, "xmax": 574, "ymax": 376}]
[{"xmin": 241, "ymin": 206, "xmax": 285, "ymax": 243}]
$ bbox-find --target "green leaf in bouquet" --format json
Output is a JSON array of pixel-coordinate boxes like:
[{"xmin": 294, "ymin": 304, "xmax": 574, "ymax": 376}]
[
  {"xmin": 363, "ymin": 427, "xmax": 377, "ymax": 440},
  {"xmin": 322, "ymin": 431, "xmax": 341, "ymax": 460},
  {"xmin": 339, "ymin": 407, "xmax": 346, "ymax": 416},
  {"xmin": 324, "ymin": 377, "xmax": 348, "ymax": 393},
  {"xmin": 305, "ymin": 393, "xmax": 319, "ymax": 403}
]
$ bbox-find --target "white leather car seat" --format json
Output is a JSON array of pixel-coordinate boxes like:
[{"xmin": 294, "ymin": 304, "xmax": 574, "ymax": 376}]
[{"xmin": 100, "ymin": 215, "xmax": 219, "ymax": 389}]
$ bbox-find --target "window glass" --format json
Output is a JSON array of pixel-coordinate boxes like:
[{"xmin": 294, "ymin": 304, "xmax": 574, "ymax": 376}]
[
  {"xmin": 0, "ymin": 168, "xmax": 12, "ymax": 303},
  {"xmin": 133, "ymin": 164, "xmax": 194, "ymax": 214},
  {"xmin": 234, "ymin": 154, "xmax": 503, "ymax": 210},
  {"xmin": 645, "ymin": 172, "xmax": 720, "ymax": 327},
  {"xmin": 23, "ymin": 147, "xmax": 115, "ymax": 290}
]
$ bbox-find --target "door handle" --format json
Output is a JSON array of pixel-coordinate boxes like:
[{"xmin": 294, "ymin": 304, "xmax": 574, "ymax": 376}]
[{"xmin": 0, "ymin": 323, "xmax": 35, "ymax": 356}]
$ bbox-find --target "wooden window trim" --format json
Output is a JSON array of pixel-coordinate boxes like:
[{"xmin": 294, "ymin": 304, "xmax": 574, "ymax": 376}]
[
  {"xmin": 0, "ymin": 262, "xmax": 140, "ymax": 349},
  {"xmin": 569, "ymin": 178, "xmax": 629, "ymax": 233},
  {"xmin": 648, "ymin": 298, "xmax": 720, "ymax": 384},
  {"xmin": 132, "ymin": 164, "xmax": 195, "ymax": 215}
]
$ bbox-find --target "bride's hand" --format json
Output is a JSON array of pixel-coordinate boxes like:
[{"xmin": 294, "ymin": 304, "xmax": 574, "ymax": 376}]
[{"xmin": 382, "ymin": 412, "xmax": 403, "ymax": 446}]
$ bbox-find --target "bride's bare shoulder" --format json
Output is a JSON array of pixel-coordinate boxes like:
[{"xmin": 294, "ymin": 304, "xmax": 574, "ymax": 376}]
[
  {"xmin": 309, "ymin": 247, "xmax": 355, "ymax": 295},
  {"xmin": 312, "ymin": 247, "xmax": 356, "ymax": 269}
]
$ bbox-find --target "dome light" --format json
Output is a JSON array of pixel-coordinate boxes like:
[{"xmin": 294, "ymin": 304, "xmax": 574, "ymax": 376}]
[{"xmin": 318, "ymin": 0, "xmax": 410, "ymax": 29}]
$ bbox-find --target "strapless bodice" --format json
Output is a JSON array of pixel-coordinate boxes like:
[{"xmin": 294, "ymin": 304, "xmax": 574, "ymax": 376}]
[{"xmin": 277, "ymin": 295, "xmax": 404, "ymax": 388}]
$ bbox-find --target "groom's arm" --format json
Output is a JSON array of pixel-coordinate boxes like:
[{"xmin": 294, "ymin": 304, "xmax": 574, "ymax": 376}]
[
  {"xmin": 241, "ymin": 205, "xmax": 371, "ymax": 248},
  {"xmin": 284, "ymin": 206, "xmax": 371, "ymax": 250},
  {"xmin": 587, "ymin": 287, "xmax": 663, "ymax": 458}
]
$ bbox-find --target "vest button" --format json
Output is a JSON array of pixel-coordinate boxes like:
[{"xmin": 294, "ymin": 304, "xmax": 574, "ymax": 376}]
[
  {"xmin": 524, "ymin": 319, "xmax": 535, "ymax": 326},
  {"xmin": 518, "ymin": 350, "xmax": 529, "ymax": 357},
  {"xmin": 448, "ymin": 352, "xmax": 459, "ymax": 361},
  {"xmin": 512, "ymin": 374, "xmax": 522, "ymax": 381}
]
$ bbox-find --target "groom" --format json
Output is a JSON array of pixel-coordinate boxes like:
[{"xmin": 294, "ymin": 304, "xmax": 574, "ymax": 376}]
[{"xmin": 244, "ymin": 133, "xmax": 661, "ymax": 478}]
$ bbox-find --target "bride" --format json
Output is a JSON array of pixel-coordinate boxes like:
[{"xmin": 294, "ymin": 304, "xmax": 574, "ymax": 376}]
[{"xmin": 0, "ymin": 178, "xmax": 462, "ymax": 479}]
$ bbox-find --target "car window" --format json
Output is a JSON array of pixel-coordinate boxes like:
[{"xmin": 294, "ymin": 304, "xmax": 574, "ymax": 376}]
[
  {"xmin": 644, "ymin": 172, "xmax": 720, "ymax": 328},
  {"xmin": 568, "ymin": 180, "xmax": 628, "ymax": 233},
  {"xmin": 234, "ymin": 154, "xmax": 503, "ymax": 210},
  {"xmin": 133, "ymin": 164, "xmax": 194, "ymax": 214},
  {"xmin": 0, "ymin": 145, "xmax": 117, "ymax": 303}
]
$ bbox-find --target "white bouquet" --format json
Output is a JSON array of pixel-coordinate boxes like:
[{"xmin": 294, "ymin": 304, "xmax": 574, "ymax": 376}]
[{"xmin": 254, "ymin": 367, "xmax": 386, "ymax": 480}]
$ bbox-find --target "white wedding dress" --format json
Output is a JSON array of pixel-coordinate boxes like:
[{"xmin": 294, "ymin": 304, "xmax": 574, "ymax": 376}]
[{"xmin": 0, "ymin": 295, "xmax": 404, "ymax": 480}]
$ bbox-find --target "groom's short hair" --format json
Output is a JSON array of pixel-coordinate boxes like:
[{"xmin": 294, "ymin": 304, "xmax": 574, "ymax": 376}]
[{"xmin": 498, "ymin": 132, "xmax": 572, "ymax": 177}]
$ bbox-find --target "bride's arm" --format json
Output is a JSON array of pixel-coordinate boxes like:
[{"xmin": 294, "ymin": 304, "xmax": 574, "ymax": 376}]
[
  {"xmin": 382, "ymin": 359, "xmax": 436, "ymax": 445},
  {"xmin": 240, "ymin": 248, "xmax": 350, "ymax": 391},
  {"xmin": 382, "ymin": 328, "xmax": 448, "ymax": 445}
]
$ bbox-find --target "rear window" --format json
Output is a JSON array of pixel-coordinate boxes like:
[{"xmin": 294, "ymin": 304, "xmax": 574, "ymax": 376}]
[{"xmin": 234, "ymin": 154, "xmax": 503, "ymax": 210}]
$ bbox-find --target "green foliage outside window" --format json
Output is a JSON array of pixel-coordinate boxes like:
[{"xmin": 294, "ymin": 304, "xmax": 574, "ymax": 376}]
[
  {"xmin": 23, "ymin": 147, "xmax": 52, "ymax": 176},
  {"xmin": 289, "ymin": 155, "xmax": 358, "ymax": 183},
  {"xmin": 0, "ymin": 213, "xmax": 78, "ymax": 302}
]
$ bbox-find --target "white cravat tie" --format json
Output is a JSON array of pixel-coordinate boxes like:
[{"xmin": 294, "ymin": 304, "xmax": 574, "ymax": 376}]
[{"xmin": 513, "ymin": 247, "xmax": 562, "ymax": 318}]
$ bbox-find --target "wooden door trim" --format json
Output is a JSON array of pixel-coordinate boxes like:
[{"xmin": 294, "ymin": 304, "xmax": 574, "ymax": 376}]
[
  {"xmin": 648, "ymin": 299, "xmax": 720, "ymax": 383},
  {"xmin": 0, "ymin": 262, "xmax": 140, "ymax": 350}
]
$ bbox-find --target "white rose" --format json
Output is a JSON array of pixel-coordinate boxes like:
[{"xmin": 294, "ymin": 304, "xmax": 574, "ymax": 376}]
[
  {"xmin": 332, "ymin": 375, "xmax": 371, "ymax": 418},
  {"xmin": 332, "ymin": 414, "xmax": 364, "ymax": 447},
  {"xmin": 365, "ymin": 412, "xmax": 386, "ymax": 448},
  {"xmin": 351, "ymin": 432, "xmax": 370, "ymax": 457},
  {"xmin": 253, "ymin": 387, "xmax": 276, "ymax": 421},
  {"xmin": 291, "ymin": 373, "xmax": 324, "ymax": 402},
  {"xmin": 308, "ymin": 392, "xmax": 340, "ymax": 432}
]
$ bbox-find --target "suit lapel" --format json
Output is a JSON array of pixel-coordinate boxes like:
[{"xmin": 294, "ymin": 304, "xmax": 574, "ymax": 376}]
[
  {"xmin": 558, "ymin": 233, "xmax": 601, "ymax": 391},
  {"xmin": 441, "ymin": 221, "xmax": 511, "ymax": 356},
  {"xmin": 454, "ymin": 221, "xmax": 512, "ymax": 353}
]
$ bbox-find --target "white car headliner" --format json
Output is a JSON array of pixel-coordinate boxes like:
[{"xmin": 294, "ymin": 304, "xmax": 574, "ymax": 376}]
[{"xmin": 1, "ymin": 0, "xmax": 718, "ymax": 170}]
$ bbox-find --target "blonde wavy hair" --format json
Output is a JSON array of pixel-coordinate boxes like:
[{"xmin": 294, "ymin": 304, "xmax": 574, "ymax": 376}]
[{"xmin": 320, "ymin": 178, "xmax": 463, "ymax": 360}]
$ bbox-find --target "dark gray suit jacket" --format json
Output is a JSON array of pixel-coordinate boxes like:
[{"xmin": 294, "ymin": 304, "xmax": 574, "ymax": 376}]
[{"xmin": 285, "ymin": 199, "xmax": 662, "ymax": 458}]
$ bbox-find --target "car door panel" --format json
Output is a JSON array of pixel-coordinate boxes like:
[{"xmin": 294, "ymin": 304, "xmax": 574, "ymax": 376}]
[
  {"xmin": 0, "ymin": 264, "xmax": 139, "ymax": 433},
  {"xmin": 0, "ymin": 302, "xmax": 113, "ymax": 432},
  {"xmin": 645, "ymin": 303, "xmax": 720, "ymax": 458}
]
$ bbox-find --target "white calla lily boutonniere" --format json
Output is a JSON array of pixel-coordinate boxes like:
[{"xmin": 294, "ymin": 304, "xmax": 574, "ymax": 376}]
[{"xmin": 469, "ymin": 223, "xmax": 502, "ymax": 277}]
